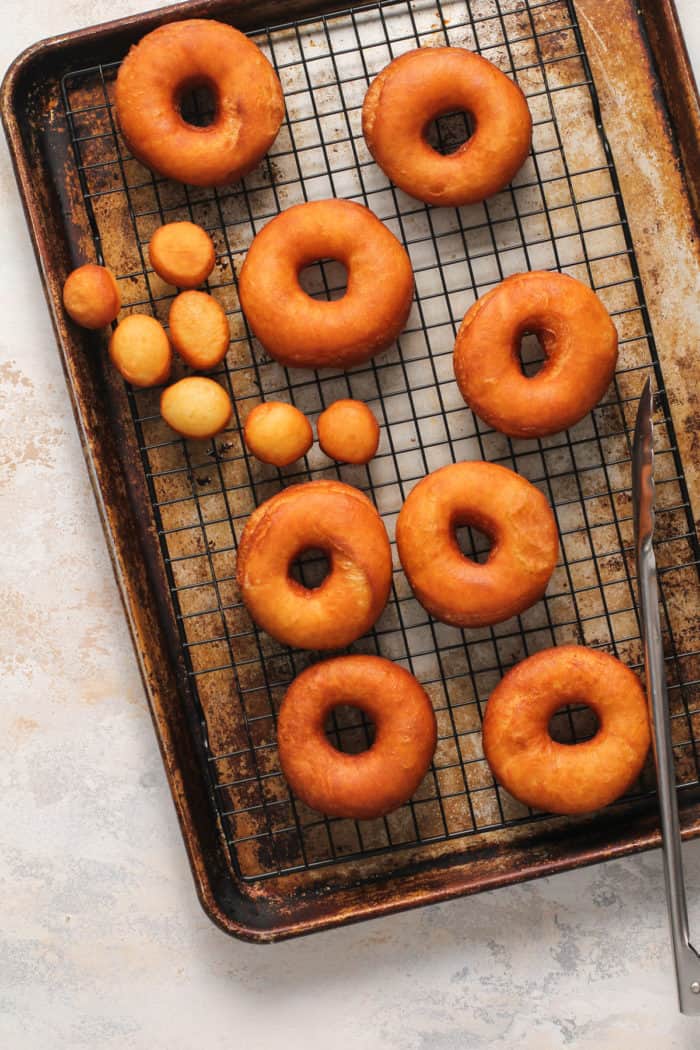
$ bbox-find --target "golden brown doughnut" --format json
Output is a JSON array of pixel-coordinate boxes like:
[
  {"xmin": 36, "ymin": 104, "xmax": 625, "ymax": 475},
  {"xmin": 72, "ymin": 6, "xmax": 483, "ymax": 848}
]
[
  {"xmin": 453, "ymin": 271, "xmax": 619, "ymax": 437},
  {"xmin": 278, "ymin": 655, "xmax": 437, "ymax": 819},
  {"xmin": 63, "ymin": 264, "xmax": 121, "ymax": 329},
  {"xmin": 168, "ymin": 290, "xmax": 229, "ymax": 370},
  {"xmin": 238, "ymin": 199, "xmax": 414, "ymax": 369},
  {"xmin": 109, "ymin": 314, "xmax": 172, "ymax": 387},
  {"xmin": 482, "ymin": 645, "xmax": 651, "ymax": 815},
  {"xmin": 115, "ymin": 19, "xmax": 284, "ymax": 187},
  {"xmin": 149, "ymin": 223, "xmax": 216, "ymax": 289},
  {"xmin": 317, "ymin": 400, "xmax": 380, "ymax": 464},
  {"xmin": 362, "ymin": 47, "xmax": 532, "ymax": 206},
  {"xmin": 244, "ymin": 401, "xmax": 313, "ymax": 467},
  {"xmin": 396, "ymin": 461, "xmax": 558, "ymax": 627},
  {"xmin": 236, "ymin": 480, "xmax": 392, "ymax": 650},
  {"xmin": 160, "ymin": 376, "xmax": 232, "ymax": 439}
]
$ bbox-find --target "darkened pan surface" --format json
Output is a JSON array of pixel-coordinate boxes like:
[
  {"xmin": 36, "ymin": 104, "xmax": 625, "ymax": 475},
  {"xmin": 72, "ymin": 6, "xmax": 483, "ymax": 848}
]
[{"xmin": 3, "ymin": 0, "xmax": 700, "ymax": 940}]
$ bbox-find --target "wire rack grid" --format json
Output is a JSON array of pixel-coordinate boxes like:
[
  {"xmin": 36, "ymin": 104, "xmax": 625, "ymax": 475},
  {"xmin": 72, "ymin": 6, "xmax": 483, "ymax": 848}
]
[{"xmin": 60, "ymin": 0, "xmax": 700, "ymax": 881}]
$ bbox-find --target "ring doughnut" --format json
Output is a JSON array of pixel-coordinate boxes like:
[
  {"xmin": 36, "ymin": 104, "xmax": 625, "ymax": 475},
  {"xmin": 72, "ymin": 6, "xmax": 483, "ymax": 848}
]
[
  {"xmin": 482, "ymin": 645, "xmax": 651, "ymax": 814},
  {"xmin": 453, "ymin": 271, "xmax": 619, "ymax": 437},
  {"xmin": 236, "ymin": 480, "xmax": 392, "ymax": 650},
  {"xmin": 362, "ymin": 47, "xmax": 532, "ymax": 206},
  {"xmin": 396, "ymin": 461, "xmax": 558, "ymax": 627},
  {"xmin": 115, "ymin": 20, "xmax": 284, "ymax": 187},
  {"xmin": 238, "ymin": 199, "xmax": 414, "ymax": 369},
  {"xmin": 277, "ymin": 655, "xmax": 437, "ymax": 819}
]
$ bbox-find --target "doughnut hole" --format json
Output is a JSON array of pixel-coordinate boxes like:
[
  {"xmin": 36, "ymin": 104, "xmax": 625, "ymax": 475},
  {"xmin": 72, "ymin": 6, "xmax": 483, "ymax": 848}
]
[
  {"xmin": 109, "ymin": 314, "xmax": 172, "ymax": 388},
  {"xmin": 454, "ymin": 522, "xmax": 492, "ymax": 565},
  {"xmin": 63, "ymin": 264, "xmax": 121, "ymax": 329},
  {"xmin": 244, "ymin": 401, "xmax": 313, "ymax": 467},
  {"xmin": 148, "ymin": 221, "xmax": 216, "ymax": 289},
  {"xmin": 324, "ymin": 704, "xmax": 375, "ymax": 754},
  {"xmin": 317, "ymin": 399, "xmax": 380, "ymax": 464},
  {"xmin": 161, "ymin": 376, "xmax": 232, "ymax": 439},
  {"xmin": 518, "ymin": 330, "xmax": 547, "ymax": 377},
  {"xmin": 178, "ymin": 80, "xmax": 217, "ymax": 127},
  {"xmin": 298, "ymin": 258, "xmax": 349, "ymax": 302},
  {"xmin": 425, "ymin": 109, "xmax": 474, "ymax": 155},
  {"xmin": 168, "ymin": 290, "xmax": 229, "ymax": 370},
  {"xmin": 548, "ymin": 703, "xmax": 601, "ymax": 745},
  {"xmin": 289, "ymin": 546, "xmax": 330, "ymax": 590}
]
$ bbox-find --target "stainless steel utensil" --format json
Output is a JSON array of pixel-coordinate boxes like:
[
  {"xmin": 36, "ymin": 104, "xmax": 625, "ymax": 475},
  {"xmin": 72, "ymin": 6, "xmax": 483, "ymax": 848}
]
[{"xmin": 632, "ymin": 376, "xmax": 700, "ymax": 1013}]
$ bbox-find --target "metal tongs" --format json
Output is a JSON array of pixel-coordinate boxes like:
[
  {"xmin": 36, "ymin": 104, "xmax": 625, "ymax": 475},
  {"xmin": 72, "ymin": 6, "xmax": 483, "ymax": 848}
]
[{"xmin": 632, "ymin": 377, "xmax": 700, "ymax": 1013}]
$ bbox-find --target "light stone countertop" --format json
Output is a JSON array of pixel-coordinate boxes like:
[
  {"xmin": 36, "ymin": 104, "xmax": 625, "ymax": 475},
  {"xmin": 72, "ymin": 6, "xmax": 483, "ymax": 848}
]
[{"xmin": 2, "ymin": 2, "xmax": 700, "ymax": 1047}]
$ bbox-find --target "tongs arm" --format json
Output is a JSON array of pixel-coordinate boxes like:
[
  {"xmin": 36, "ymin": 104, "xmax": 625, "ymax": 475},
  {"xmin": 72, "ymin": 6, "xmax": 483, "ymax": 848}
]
[{"xmin": 633, "ymin": 377, "xmax": 700, "ymax": 1014}]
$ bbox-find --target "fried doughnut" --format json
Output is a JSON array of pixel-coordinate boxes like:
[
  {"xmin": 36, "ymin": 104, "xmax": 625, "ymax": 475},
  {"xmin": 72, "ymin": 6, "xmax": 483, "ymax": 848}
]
[
  {"xmin": 149, "ymin": 223, "xmax": 216, "ymax": 289},
  {"xmin": 396, "ymin": 461, "xmax": 558, "ymax": 627},
  {"xmin": 115, "ymin": 19, "xmax": 284, "ymax": 187},
  {"xmin": 63, "ymin": 264, "xmax": 121, "ymax": 329},
  {"xmin": 317, "ymin": 399, "xmax": 380, "ymax": 464},
  {"xmin": 362, "ymin": 47, "xmax": 532, "ymax": 206},
  {"xmin": 244, "ymin": 401, "xmax": 313, "ymax": 467},
  {"xmin": 109, "ymin": 314, "xmax": 172, "ymax": 387},
  {"xmin": 168, "ymin": 291, "xmax": 229, "ymax": 370},
  {"xmin": 236, "ymin": 480, "xmax": 392, "ymax": 649},
  {"xmin": 278, "ymin": 655, "xmax": 437, "ymax": 819},
  {"xmin": 238, "ymin": 199, "xmax": 414, "ymax": 369},
  {"xmin": 483, "ymin": 645, "xmax": 651, "ymax": 815},
  {"xmin": 453, "ymin": 271, "xmax": 619, "ymax": 437},
  {"xmin": 160, "ymin": 376, "xmax": 232, "ymax": 439}
]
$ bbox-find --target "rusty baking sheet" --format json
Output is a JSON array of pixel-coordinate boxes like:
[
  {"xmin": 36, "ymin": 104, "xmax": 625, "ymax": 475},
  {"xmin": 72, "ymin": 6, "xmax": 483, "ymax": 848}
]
[{"xmin": 4, "ymin": 0, "xmax": 700, "ymax": 941}]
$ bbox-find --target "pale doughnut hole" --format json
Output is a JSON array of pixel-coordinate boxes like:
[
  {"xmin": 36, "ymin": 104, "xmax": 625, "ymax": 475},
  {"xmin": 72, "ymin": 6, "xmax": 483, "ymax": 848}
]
[
  {"xmin": 108, "ymin": 314, "xmax": 172, "ymax": 388},
  {"xmin": 161, "ymin": 376, "xmax": 232, "ymax": 439},
  {"xmin": 244, "ymin": 401, "xmax": 313, "ymax": 467}
]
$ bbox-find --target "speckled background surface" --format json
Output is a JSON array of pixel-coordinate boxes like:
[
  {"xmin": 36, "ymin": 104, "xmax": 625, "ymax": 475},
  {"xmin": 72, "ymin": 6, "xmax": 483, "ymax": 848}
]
[{"xmin": 3, "ymin": 1, "xmax": 700, "ymax": 1047}]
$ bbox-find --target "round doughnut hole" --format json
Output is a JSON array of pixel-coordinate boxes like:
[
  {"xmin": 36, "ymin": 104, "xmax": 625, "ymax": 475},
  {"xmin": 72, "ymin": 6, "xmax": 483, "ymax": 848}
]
[
  {"xmin": 289, "ymin": 547, "xmax": 331, "ymax": 590},
  {"xmin": 178, "ymin": 81, "xmax": 217, "ymax": 127},
  {"xmin": 425, "ymin": 109, "xmax": 474, "ymax": 155},
  {"xmin": 299, "ymin": 258, "xmax": 349, "ymax": 302},
  {"xmin": 548, "ymin": 703, "xmax": 601, "ymax": 745},
  {"xmin": 454, "ymin": 523, "xmax": 492, "ymax": 565},
  {"xmin": 518, "ymin": 331, "xmax": 547, "ymax": 377},
  {"xmin": 324, "ymin": 704, "xmax": 375, "ymax": 754}
]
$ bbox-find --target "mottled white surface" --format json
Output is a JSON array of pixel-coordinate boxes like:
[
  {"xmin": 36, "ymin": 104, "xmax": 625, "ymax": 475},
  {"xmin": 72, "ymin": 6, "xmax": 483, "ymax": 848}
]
[{"xmin": 2, "ymin": 1, "xmax": 700, "ymax": 1046}]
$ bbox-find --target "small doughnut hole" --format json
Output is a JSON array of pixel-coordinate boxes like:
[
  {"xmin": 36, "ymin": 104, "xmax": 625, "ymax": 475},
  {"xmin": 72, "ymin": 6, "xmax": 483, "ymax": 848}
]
[
  {"xmin": 425, "ymin": 110, "xmax": 474, "ymax": 155},
  {"xmin": 289, "ymin": 547, "xmax": 331, "ymax": 590},
  {"xmin": 178, "ymin": 82, "xmax": 217, "ymax": 127},
  {"xmin": 324, "ymin": 704, "xmax": 375, "ymax": 754},
  {"xmin": 518, "ymin": 331, "xmax": 547, "ymax": 377},
  {"xmin": 454, "ymin": 523, "xmax": 492, "ymax": 565},
  {"xmin": 548, "ymin": 703, "xmax": 600, "ymax": 745},
  {"xmin": 298, "ymin": 258, "xmax": 349, "ymax": 301}
]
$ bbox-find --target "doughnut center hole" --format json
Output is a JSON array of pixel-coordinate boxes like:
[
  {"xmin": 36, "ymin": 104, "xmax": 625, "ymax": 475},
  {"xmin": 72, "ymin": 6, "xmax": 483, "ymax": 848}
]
[
  {"xmin": 518, "ymin": 331, "xmax": 547, "ymax": 377},
  {"xmin": 454, "ymin": 523, "xmax": 492, "ymax": 564},
  {"xmin": 298, "ymin": 259, "xmax": 348, "ymax": 302},
  {"xmin": 324, "ymin": 704, "xmax": 375, "ymax": 754},
  {"xmin": 289, "ymin": 547, "xmax": 331, "ymax": 590},
  {"xmin": 425, "ymin": 110, "xmax": 474, "ymax": 155},
  {"xmin": 178, "ymin": 81, "xmax": 217, "ymax": 127},
  {"xmin": 548, "ymin": 703, "xmax": 600, "ymax": 745}
]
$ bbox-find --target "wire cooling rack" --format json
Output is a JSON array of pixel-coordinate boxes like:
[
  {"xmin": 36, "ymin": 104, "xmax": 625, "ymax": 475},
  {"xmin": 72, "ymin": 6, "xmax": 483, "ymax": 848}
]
[{"xmin": 60, "ymin": 0, "xmax": 700, "ymax": 880}]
